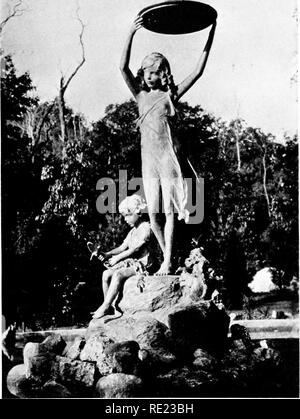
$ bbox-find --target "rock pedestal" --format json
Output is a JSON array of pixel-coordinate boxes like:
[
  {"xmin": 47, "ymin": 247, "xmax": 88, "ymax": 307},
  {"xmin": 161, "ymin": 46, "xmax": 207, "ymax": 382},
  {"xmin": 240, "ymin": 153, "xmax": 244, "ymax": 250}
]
[
  {"xmin": 89, "ymin": 274, "xmax": 230, "ymax": 359},
  {"xmin": 6, "ymin": 271, "xmax": 285, "ymax": 398},
  {"xmin": 118, "ymin": 275, "xmax": 183, "ymax": 324}
]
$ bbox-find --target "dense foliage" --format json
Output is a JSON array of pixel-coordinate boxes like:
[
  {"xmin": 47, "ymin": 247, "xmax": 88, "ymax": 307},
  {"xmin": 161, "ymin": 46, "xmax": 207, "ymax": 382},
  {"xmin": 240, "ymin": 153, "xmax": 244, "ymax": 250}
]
[{"xmin": 1, "ymin": 55, "xmax": 298, "ymax": 328}]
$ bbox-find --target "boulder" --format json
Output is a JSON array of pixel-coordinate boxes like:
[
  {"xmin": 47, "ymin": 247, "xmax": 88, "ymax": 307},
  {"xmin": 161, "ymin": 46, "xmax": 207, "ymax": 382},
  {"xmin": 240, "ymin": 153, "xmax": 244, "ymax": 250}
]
[
  {"xmin": 104, "ymin": 341, "xmax": 141, "ymax": 375},
  {"xmin": 79, "ymin": 334, "xmax": 115, "ymax": 375},
  {"xmin": 167, "ymin": 301, "xmax": 230, "ymax": 357},
  {"xmin": 252, "ymin": 346, "xmax": 282, "ymax": 367},
  {"xmin": 156, "ymin": 366, "xmax": 218, "ymax": 397},
  {"xmin": 117, "ymin": 275, "xmax": 183, "ymax": 324},
  {"xmin": 88, "ymin": 315, "xmax": 176, "ymax": 371},
  {"xmin": 41, "ymin": 380, "xmax": 73, "ymax": 398},
  {"xmin": 62, "ymin": 337, "xmax": 86, "ymax": 360},
  {"xmin": 230, "ymin": 324, "xmax": 252, "ymax": 347},
  {"xmin": 40, "ymin": 334, "xmax": 66, "ymax": 355},
  {"xmin": 23, "ymin": 342, "xmax": 55, "ymax": 383},
  {"xmin": 222, "ymin": 336, "xmax": 254, "ymax": 369},
  {"xmin": 95, "ymin": 373, "xmax": 143, "ymax": 398},
  {"xmin": 54, "ymin": 356, "xmax": 96, "ymax": 389},
  {"xmin": 218, "ymin": 340, "xmax": 284, "ymax": 397},
  {"xmin": 23, "ymin": 342, "xmax": 40, "ymax": 367},
  {"xmin": 6, "ymin": 364, "xmax": 40, "ymax": 398},
  {"xmin": 193, "ymin": 348, "xmax": 218, "ymax": 371}
]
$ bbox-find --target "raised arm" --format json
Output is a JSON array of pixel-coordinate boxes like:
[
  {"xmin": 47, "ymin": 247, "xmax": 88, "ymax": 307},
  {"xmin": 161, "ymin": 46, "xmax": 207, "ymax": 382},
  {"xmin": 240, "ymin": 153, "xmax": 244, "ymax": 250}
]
[
  {"xmin": 176, "ymin": 21, "xmax": 217, "ymax": 100},
  {"xmin": 119, "ymin": 16, "xmax": 143, "ymax": 98}
]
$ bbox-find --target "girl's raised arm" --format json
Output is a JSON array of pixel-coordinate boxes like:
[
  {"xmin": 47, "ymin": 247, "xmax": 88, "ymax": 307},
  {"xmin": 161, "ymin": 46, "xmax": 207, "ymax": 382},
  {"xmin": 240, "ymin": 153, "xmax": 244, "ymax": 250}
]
[
  {"xmin": 176, "ymin": 21, "xmax": 217, "ymax": 100},
  {"xmin": 120, "ymin": 16, "xmax": 143, "ymax": 98}
]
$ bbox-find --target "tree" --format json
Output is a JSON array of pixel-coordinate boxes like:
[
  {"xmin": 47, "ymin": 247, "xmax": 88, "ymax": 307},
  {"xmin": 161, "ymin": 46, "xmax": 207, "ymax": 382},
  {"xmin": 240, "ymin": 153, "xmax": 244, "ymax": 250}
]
[
  {"xmin": 0, "ymin": 0, "xmax": 27, "ymax": 35},
  {"xmin": 1, "ymin": 55, "xmax": 43, "ymax": 325},
  {"xmin": 57, "ymin": 9, "xmax": 85, "ymax": 143},
  {"xmin": 1, "ymin": 54, "xmax": 38, "ymax": 122},
  {"xmin": 260, "ymin": 136, "xmax": 298, "ymax": 284}
]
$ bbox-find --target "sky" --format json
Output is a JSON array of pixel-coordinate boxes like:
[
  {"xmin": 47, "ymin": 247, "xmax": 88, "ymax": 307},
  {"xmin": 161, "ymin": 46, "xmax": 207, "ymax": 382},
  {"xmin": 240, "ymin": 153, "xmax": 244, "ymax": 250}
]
[{"xmin": 1, "ymin": 0, "xmax": 298, "ymax": 142}]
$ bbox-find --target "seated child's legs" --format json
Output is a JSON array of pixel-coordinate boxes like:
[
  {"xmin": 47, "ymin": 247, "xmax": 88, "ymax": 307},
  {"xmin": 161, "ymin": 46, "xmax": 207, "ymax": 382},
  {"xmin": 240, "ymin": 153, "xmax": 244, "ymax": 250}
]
[
  {"xmin": 102, "ymin": 269, "xmax": 115, "ymax": 299},
  {"xmin": 92, "ymin": 266, "xmax": 136, "ymax": 319}
]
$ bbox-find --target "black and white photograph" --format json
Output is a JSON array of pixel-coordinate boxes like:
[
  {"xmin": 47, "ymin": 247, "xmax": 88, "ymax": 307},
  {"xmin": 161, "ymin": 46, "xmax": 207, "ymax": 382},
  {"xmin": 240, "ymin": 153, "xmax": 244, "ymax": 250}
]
[{"xmin": 1, "ymin": 0, "xmax": 299, "ymax": 401}]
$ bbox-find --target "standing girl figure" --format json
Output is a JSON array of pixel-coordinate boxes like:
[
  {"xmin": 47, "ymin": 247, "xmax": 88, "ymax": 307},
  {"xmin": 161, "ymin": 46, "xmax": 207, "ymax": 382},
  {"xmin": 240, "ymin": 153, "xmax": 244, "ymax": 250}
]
[{"xmin": 120, "ymin": 16, "xmax": 216, "ymax": 275}]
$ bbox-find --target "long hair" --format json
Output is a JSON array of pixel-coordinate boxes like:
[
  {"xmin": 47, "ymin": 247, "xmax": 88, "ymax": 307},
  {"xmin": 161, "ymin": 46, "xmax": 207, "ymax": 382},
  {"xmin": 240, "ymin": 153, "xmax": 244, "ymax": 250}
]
[{"xmin": 135, "ymin": 52, "xmax": 178, "ymax": 98}]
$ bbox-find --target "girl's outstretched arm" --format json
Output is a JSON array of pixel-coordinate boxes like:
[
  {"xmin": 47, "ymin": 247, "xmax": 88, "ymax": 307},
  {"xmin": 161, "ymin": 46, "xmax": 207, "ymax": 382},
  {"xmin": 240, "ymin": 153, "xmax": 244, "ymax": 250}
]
[
  {"xmin": 108, "ymin": 235, "xmax": 148, "ymax": 265},
  {"xmin": 105, "ymin": 242, "xmax": 128, "ymax": 257},
  {"xmin": 176, "ymin": 21, "xmax": 217, "ymax": 100},
  {"xmin": 120, "ymin": 16, "xmax": 143, "ymax": 98}
]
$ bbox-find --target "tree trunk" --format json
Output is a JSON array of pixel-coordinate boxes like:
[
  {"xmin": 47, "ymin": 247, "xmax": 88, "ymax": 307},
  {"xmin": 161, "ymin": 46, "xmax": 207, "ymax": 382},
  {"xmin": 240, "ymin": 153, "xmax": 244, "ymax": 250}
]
[
  {"xmin": 58, "ymin": 86, "xmax": 66, "ymax": 143},
  {"xmin": 56, "ymin": 9, "xmax": 85, "ymax": 145},
  {"xmin": 262, "ymin": 152, "xmax": 271, "ymax": 217},
  {"xmin": 234, "ymin": 121, "xmax": 241, "ymax": 172}
]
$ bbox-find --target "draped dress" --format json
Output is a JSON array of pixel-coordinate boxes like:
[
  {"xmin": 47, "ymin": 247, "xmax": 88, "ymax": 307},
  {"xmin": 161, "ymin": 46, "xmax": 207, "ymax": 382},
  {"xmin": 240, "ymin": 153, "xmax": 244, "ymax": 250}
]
[{"xmin": 136, "ymin": 89, "xmax": 190, "ymax": 222}]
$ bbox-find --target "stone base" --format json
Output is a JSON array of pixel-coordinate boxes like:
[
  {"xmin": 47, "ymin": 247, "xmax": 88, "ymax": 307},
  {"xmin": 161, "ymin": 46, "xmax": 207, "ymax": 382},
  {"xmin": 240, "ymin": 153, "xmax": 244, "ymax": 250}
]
[{"xmin": 118, "ymin": 275, "xmax": 182, "ymax": 325}]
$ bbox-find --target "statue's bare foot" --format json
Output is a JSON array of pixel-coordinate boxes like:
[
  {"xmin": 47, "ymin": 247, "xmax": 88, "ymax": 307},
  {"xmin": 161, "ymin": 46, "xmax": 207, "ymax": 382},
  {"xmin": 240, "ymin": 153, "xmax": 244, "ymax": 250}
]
[
  {"xmin": 154, "ymin": 262, "xmax": 172, "ymax": 276},
  {"xmin": 91, "ymin": 306, "xmax": 114, "ymax": 316},
  {"xmin": 92, "ymin": 305, "xmax": 112, "ymax": 319}
]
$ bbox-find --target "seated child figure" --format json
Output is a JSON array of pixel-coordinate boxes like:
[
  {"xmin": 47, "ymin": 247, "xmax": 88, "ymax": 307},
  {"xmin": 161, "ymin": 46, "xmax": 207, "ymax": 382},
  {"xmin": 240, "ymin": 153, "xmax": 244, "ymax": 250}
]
[{"xmin": 92, "ymin": 194, "xmax": 153, "ymax": 319}]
